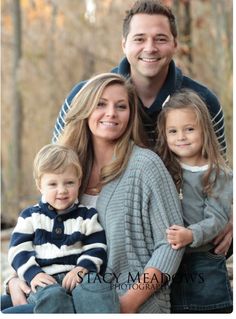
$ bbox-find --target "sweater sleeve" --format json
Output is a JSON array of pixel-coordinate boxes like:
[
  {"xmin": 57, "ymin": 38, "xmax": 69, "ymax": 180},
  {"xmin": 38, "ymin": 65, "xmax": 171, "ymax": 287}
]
[
  {"xmin": 76, "ymin": 208, "xmax": 107, "ymax": 274},
  {"xmin": 183, "ymin": 76, "xmax": 227, "ymax": 155},
  {"xmin": 124, "ymin": 149, "xmax": 184, "ymax": 277},
  {"xmin": 205, "ymin": 91, "xmax": 227, "ymax": 155},
  {"xmin": 188, "ymin": 170, "xmax": 233, "ymax": 247},
  {"xmin": 8, "ymin": 209, "xmax": 43, "ymax": 284},
  {"xmin": 52, "ymin": 81, "xmax": 87, "ymax": 143}
]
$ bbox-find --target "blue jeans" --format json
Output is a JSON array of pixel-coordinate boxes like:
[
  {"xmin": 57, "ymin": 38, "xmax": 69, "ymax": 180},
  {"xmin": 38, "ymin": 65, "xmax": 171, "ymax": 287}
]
[
  {"xmin": 171, "ymin": 252, "xmax": 233, "ymax": 313},
  {"xmin": 1, "ymin": 295, "xmax": 34, "ymax": 313},
  {"xmin": 28, "ymin": 272, "xmax": 120, "ymax": 313}
]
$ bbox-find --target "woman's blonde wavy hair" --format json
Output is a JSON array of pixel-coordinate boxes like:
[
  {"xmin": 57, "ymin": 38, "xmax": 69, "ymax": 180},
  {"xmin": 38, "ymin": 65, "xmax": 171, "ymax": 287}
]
[
  {"xmin": 58, "ymin": 73, "xmax": 147, "ymax": 193},
  {"xmin": 156, "ymin": 89, "xmax": 228, "ymax": 196}
]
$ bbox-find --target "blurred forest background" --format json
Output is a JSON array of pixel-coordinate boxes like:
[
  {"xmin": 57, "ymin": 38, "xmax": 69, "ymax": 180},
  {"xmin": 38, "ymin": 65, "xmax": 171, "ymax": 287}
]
[{"xmin": 1, "ymin": 0, "xmax": 233, "ymax": 226}]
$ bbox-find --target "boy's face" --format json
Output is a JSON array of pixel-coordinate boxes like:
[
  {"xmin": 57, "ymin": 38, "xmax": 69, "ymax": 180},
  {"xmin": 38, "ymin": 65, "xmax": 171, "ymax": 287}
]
[
  {"xmin": 122, "ymin": 13, "xmax": 177, "ymax": 81},
  {"xmin": 39, "ymin": 165, "xmax": 80, "ymax": 213}
]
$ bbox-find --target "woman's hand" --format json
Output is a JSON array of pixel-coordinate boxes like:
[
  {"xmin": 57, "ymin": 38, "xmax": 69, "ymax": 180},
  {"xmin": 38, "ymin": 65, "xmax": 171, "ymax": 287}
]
[
  {"xmin": 213, "ymin": 220, "xmax": 233, "ymax": 255},
  {"xmin": 119, "ymin": 267, "xmax": 164, "ymax": 313},
  {"xmin": 62, "ymin": 266, "xmax": 88, "ymax": 292},
  {"xmin": 119, "ymin": 293, "xmax": 139, "ymax": 313},
  {"xmin": 8, "ymin": 277, "xmax": 31, "ymax": 306}
]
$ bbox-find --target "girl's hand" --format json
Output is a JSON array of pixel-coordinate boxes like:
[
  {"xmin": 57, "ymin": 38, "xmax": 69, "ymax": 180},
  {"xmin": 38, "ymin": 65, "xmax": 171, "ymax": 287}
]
[
  {"xmin": 166, "ymin": 225, "xmax": 193, "ymax": 249},
  {"xmin": 30, "ymin": 273, "xmax": 57, "ymax": 293},
  {"xmin": 8, "ymin": 277, "xmax": 31, "ymax": 306},
  {"xmin": 62, "ymin": 266, "xmax": 88, "ymax": 292}
]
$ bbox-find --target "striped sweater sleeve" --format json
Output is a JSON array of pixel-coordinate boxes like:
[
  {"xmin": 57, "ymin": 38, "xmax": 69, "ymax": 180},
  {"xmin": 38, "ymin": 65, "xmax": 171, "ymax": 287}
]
[
  {"xmin": 52, "ymin": 81, "xmax": 87, "ymax": 143},
  {"xmin": 76, "ymin": 208, "xmax": 107, "ymax": 273},
  {"xmin": 8, "ymin": 208, "xmax": 43, "ymax": 284},
  {"xmin": 202, "ymin": 89, "xmax": 227, "ymax": 155}
]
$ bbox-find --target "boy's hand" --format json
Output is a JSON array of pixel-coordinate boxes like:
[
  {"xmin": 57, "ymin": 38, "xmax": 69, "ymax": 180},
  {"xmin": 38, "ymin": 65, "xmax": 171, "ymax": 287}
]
[
  {"xmin": 62, "ymin": 266, "xmax": 88, "ymax": 292},
  {"xmin": 166, "ymin": 225, "xmax": 193, "ymax": 249},
  {"xmin": 31, "ymin": 272, "xmax": 57, "ymax": 293}
]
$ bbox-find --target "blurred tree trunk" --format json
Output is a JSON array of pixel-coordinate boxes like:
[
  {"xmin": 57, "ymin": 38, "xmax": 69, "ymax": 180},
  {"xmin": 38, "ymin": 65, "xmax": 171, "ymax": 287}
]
[
  {"xmin": 11, "ymin": 0, "xmax": 22, "ymax": 213},
  {"xmin": 183, "ymin": 0, "xmax": 192, "ymax": 65},
  {"xmin": 47, "ymin": 0, "xmax": 57, "ymax": 104},
  {"xmin": 174, "ymin": 0, "xmax": 193, "ymax": 75}
]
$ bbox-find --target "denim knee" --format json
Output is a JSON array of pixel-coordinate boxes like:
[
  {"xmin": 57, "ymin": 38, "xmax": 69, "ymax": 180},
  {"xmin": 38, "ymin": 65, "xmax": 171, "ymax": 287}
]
[
  {"xmin": 72, "ymin": 273, "xmax": 120, "ymax": 313},
  {"xmin": 1, "ymin": 293, "xmax": 34, "ymax": 313},
  {"xmin": 1, "ymin": 294, "xmax": 13, "ymax": 310},
  {"xmin": 1, "ymin": 304, "xmax": 34, "ymax": 314},
  {"xmin": 28, "ymin": 284, "xmax": 74, "ymax": 313}
]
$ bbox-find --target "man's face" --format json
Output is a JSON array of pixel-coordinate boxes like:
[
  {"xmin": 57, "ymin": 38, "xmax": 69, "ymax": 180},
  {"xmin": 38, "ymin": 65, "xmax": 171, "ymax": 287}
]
[{"xmin": 122, "ymin": 14, "xmax": 177, "ymax": 81}]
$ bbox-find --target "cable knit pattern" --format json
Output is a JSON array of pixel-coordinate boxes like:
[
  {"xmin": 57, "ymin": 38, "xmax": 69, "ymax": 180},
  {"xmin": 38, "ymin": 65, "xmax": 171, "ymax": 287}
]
[{"xmin": 96, "ymin": 146, "xmax": 184, "ymax": 313}]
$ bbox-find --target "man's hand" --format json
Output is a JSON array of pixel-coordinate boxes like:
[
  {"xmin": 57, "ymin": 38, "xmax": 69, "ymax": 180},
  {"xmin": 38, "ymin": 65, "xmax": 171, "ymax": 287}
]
[
  {"xmin": 213, "ymin": 220, "xmax": 233, "ymax": 255},
  {"xmin": 30, "ymin": 273, "xmax": 57, "ymax": 293},
  {"xmin": 62, "ymin": 266, "xmax": 88, "ymax": 292},
  {"xmin": 8, "ymin": 277, "xmax": 31, "ymax": 306},
  {"xmin": 166, "ymin": 225, "xmax": 193, "ymax": 249}
]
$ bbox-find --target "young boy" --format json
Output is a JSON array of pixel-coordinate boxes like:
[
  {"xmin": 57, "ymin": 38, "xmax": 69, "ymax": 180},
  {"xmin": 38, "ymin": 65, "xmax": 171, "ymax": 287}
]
[{"xmin": 8, "ymin": 144, "xmax": 108, "ymax": 313}]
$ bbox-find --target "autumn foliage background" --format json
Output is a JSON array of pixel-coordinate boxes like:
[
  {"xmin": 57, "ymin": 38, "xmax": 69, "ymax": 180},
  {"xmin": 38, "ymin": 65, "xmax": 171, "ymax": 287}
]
[{"xmin": 1, "ymin": 0, "xmax": 233, "ymax": 224}]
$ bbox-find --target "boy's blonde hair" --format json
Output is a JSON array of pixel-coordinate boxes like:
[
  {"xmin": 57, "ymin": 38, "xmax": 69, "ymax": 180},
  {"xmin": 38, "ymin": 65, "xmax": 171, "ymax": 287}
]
[
  {"xmin": 156, "ymin": 89, "xmax": 228, "ymax": 196},
  {"xmin": 33, "ymin": 144, "xmax": 82, "ymax": 188}
]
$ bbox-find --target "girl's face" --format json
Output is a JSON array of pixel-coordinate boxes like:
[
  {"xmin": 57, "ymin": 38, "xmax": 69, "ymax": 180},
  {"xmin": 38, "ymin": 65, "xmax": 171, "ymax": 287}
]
[
  {"xmin": 165, "ymin": 108, "xmax": 205, "ymax": 166},
  {"xmin": 88, "ymin": 84, "xmax": 130, "ymax": 145}
]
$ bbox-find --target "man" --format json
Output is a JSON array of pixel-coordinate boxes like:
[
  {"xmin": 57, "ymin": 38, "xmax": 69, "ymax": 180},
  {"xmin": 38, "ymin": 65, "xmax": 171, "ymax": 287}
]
[{"xmin": 53, "ymin": 0, "xmax": 226, "ymax": 156}]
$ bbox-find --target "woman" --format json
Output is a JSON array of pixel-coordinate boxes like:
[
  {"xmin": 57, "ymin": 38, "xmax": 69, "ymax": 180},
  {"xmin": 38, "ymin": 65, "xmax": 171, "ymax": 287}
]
[{"xmin": 2, "ymin": 73, "xmax": 184, "ymax": 313}]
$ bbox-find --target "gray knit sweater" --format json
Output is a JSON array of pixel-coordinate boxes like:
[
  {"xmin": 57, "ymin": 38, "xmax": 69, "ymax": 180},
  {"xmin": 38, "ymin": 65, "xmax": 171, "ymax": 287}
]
[{"xmin": 96, "ymin": 146, "xmax": 184, "ymax": 313}]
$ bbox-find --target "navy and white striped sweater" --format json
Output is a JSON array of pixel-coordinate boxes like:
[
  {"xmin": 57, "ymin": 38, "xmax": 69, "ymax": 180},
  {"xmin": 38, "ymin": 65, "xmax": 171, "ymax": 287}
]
[{"xmin": 8, "ymin": 199, "xmax": 107, "ymax": 285}]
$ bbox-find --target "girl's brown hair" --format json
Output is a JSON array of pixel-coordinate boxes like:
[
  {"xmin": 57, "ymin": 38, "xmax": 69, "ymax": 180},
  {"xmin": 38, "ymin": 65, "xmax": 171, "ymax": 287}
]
[
  {"xmin": 58, "ymin": 73, "xmax": 147, "ymax": 194},
  {"xmin": 156, "ymin": 89, "xmax": 228, "ymax": 196}
]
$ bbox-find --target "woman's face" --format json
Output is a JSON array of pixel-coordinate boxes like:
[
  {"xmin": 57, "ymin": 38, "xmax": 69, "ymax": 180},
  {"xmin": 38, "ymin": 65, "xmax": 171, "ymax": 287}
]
[{"xmin": 88, "ymin": 84, "xmax": 130, "ymax": 144}]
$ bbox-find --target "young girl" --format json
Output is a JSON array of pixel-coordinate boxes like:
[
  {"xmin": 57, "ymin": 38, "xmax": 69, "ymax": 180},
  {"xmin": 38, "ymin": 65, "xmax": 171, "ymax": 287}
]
[{"xmin": 156, "ymin": 89, "xmax": 233, "ymax": 313}]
